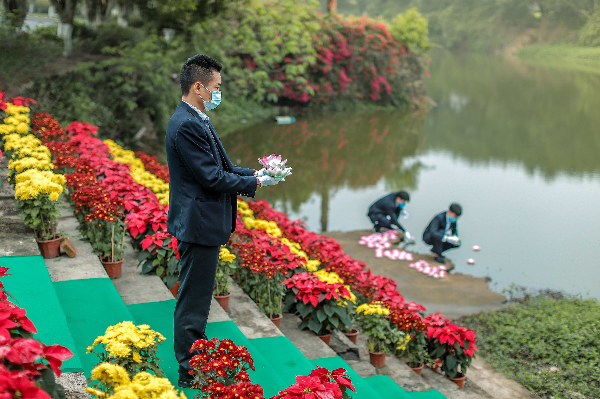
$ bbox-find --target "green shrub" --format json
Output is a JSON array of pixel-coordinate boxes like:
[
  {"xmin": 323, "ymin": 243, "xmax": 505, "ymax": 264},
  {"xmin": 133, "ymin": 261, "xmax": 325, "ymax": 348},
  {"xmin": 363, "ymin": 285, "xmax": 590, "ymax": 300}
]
[
  {"xmin": 26, "ymin": 36, "xmax": 182, "ymax": 143},
  {"xmin": 78, "ymin": 23, "xmax": 147, "ymax": 54},
  {"xmin": 0, "ymin": 27, "xmax": 62, "ymax": 88},
  {"xmin": 462, "ymin": 296, "xmax": 600, "ymax": 398},
  {"xmin": 389, "ymin": 8, "xmax": 431, "ymax": 53},
  {"xmin": 579, "ymin": 8, "xmax": 600, "ymax": 47}
]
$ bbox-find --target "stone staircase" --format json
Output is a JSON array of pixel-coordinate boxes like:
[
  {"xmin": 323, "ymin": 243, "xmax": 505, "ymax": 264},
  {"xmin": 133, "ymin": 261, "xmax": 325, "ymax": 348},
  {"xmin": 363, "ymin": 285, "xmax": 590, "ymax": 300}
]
[{"xmin": 0, "ymin": 194, "xmax": 499, "ymax": 399}]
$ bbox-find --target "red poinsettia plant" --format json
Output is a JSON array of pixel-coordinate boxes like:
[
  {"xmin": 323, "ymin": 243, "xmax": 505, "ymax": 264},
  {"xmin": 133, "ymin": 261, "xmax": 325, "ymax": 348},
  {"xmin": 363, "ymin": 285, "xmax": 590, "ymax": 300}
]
[
  {"xmin": 271, "ymin": 365, "xmax": 356, "ymax": 399},
  {"xmin": 137, "ymin": 231, "xmax": 180, "ymax": 289},
  {"xmin": 283, "ymin": 272, "xmax": 353, "ymax": 336},
  {"xmin": 1, "ymin": 266, "xmax": 74, "ymax": 399},
  {"xmin": 425, "ymin": 313, "xmax": 478, "ymax": 378},
  {"xmin": 188, "ymin": 338, "xmax": 256, "ymax": 397},
  {"xmin": 232, "ymin": 227, "xmax": 304, "ymax": 318}
]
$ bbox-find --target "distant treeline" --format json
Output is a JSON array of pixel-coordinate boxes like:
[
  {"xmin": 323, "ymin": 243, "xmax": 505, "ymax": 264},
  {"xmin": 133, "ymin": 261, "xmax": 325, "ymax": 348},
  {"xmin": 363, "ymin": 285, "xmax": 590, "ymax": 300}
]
[{"xmin": 322, "ymin": 0, "xmax": 600, "ymax": 51}]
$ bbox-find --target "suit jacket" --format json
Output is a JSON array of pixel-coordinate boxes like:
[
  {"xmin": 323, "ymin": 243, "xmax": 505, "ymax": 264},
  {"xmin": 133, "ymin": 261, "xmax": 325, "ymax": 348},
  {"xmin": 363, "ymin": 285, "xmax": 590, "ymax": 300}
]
[
  {"xmin": 367, "ymin": 193, "xmax": 404, "ymax": 231},
  {"xmin": 423, "ymin": 212, "xmax": 458, "ymax": 241},
  {"xmin": 166, "ymin": 101, "xmax": 257, "ymax": 246}
]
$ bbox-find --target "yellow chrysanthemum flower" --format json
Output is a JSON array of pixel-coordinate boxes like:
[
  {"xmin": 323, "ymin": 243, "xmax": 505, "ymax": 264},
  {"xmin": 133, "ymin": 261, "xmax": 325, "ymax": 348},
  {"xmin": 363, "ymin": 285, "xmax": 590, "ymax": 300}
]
[
  {"xmin": 90, "ymin": 363, "xmax": 131, "ymax": 385},
  {"xmin": 14, "ymin": 169, "xmax": 65, "ymax": 201},
  {"xmin": 219, "ymin": 246, "xmax": 236, "ymax": 263}
]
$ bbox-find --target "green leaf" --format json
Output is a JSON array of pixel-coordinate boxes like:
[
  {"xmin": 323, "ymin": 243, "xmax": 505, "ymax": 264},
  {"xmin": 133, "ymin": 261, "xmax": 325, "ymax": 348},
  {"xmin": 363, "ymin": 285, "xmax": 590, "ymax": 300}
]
[
  {"xmin": 316, "ymin": 308, "xmax": 327, "ymax": 322},
  {"xmin": 309, "ymin": 317, "xmax": 322, "ymax": 334},
  {"xmin": 141, "ymin": 259, "xmax": 154, "ymax": 274},
  {"xmin": 446, "ymin": 355, "xmax": 457, "ymax": 371},
  {"xmin": 156, "ymin": 266, "xmax": 165, "ymax": 276},
  {"xmin": 323, "ymin": 303, "xmax": 335, "ymax": 317},
  {"xmin": 167, "ymin": 256, "xmax": 179, "ymax": 273},
  {"xmin": 138, "ymin": 250, "xmax": 151, "ymax": 263}
]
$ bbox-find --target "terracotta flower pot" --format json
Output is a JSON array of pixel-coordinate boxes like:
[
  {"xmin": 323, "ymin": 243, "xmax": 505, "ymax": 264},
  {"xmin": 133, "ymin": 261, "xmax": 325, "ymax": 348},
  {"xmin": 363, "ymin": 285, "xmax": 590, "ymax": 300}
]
[
  {"xmin": 37, "ymin": 237, "xmax": 61, "ymax": 259},
  {"xmin": 270, "ymin": 313, "xmax": 283, "ymax": 328},
  {"xmin": 448, "ymin": 372, "xmax": 466, "ymax": 389},
  {"xmin": 214, "ymin": 292, "xmax": 231, "ymax": 311},
  {"xmin": 100, "ymin": 258, "xmax": 123, "ymax": 279},
  {"xmin": 344, "ymin": 328, "xmax": 359, "ymax": 344},
  {"xmin": 430, "ymin": 358, "xmax": 442, "ymax": 372},
  {"xmin": 169, "ymin": 281, "xmax": 180, "ymax": 298},
  {"xmin": 406, "ymin": 362, "xmax": 424, "ymax": 376},
  {"xmin": 369, "ymin": 351, "xmax": 386, "ymax": 368},
  {"xmin": 318, "ymin": 331, "xmax": 332, "ymax": 346}
]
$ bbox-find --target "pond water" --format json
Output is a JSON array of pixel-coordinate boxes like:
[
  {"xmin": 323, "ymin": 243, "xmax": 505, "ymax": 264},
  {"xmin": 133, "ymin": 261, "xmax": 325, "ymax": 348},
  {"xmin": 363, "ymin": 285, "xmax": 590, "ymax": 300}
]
[{"xmin": 220, "ymin": 51, "xmax": 600, "ymax": 299}]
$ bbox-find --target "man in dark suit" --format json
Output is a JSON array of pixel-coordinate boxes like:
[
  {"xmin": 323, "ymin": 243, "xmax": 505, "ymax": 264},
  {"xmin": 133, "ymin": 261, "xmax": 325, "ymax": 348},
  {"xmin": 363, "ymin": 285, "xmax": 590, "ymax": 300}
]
[
  {"xmin": 367, "ymin": 191, "xmax": 413, "ymax": 241},
  {"xmin": 165, "ymin": 54, "xmax": 283, "ymax": 388},
  {"xmin": 423, "ymin": 203, "xmax": 462, "ymax": 264}
]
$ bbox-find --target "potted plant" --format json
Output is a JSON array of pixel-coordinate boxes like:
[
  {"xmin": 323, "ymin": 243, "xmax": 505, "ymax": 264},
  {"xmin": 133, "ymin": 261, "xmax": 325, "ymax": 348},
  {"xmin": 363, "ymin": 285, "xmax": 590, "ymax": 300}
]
[
  {"xmin": 354, "ymin": 302, "xmax": 407, "ymax": 368},
  {"xmin": 388, "ymin": 303, "xmax": 430, "ymax": 375},
  {"xmin": 138, "ymin": 231, "xmax": 180, "ymax": 292},
  {"xmin": 283, "ymin": 271, "xmax": 354, "ymax": 345},
  {"xmin": 213, "ymin": 246, "xmax": 238, "ymax": 311},
  {"xmin": 85, "ymin": 202, "xmax": 126, "ymax": 278},
  {"xmin": 13, "ymin": 169, "xmax": 66, "ymax": 258},
  {"xmin": 232, "ymin": 230, "xmax": 301, "ymax": 325},
  {"xmin": 188, "ymin": 338, "xmax": 256, "ymax": 393},
  {"xmin": 425, "ymin": 315, "xmax": 478, "ymax": 388},
  {"xmin": 87, "ymin": 321, "xmax": 166, "ymax": 377}
]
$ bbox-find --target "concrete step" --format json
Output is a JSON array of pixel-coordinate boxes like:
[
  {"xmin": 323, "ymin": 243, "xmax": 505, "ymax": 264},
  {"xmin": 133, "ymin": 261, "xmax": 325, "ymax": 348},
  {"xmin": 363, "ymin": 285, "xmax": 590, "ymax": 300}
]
[{"xmin": 127, "ymin": 299, "xmax": 289, "ymax": 399}]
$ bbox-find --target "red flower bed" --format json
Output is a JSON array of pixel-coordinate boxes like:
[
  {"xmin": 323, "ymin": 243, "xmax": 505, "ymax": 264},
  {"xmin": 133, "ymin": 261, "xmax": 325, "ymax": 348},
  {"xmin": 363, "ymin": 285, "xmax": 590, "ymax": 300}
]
[{"xmin": 0, "ymin": 267, "xmax": 73, "ymax": 399}]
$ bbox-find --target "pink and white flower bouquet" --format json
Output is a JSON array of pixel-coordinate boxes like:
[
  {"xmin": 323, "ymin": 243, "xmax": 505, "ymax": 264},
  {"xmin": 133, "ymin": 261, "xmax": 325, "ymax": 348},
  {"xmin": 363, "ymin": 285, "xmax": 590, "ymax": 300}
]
[{"xmin": 258, "ymin": 154, "xmax": 292, "ymax": 178}]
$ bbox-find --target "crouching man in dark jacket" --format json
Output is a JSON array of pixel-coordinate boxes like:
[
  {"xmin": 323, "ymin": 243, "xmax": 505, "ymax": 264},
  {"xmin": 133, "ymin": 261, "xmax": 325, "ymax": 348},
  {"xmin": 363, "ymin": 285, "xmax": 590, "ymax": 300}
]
[
  {"xmin": 423, "ymin": 203, "xmax": 462, "ymax": 264},
  {"xmin": 367, "ymin": 191, "xmax": 413, "ymax": 242}
]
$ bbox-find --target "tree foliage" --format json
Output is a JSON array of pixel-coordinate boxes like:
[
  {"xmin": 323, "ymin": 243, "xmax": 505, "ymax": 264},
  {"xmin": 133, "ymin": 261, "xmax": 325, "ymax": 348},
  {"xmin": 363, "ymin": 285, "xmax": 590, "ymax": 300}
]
[{"xmin": 389, "ymin": 8, "xmax": 431, "ymax": 53}]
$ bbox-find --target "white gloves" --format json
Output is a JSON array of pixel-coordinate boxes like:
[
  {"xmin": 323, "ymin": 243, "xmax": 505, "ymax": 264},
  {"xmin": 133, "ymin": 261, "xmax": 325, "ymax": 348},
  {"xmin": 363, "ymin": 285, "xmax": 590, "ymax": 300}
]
[
  {"xmin": 404, "ymin": 231, "xmax": 415, "ymax": 243},
  {"xmin": 258, "ymin": 175, "xmax": 282, "ymax": 187},
  {"xmin": 443, "ymin": 235, "xmax": 460, "ymax": 245},
  {"xmin": 255, "ymin": 168, "xmax": 266, "ymax": 177},
  {"xmin": 400, "ymin": 210, "xmax": 409, "ymax": 219}
]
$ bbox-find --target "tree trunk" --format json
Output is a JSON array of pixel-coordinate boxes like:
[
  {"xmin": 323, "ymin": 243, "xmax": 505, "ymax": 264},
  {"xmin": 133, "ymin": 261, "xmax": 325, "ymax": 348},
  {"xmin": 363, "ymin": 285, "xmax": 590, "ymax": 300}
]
[
  {"xmin": 327, "ymin": 0, "xmax": 337, "ymax": 14},
  {"xmin": 50, "ymin": 0, "xmax": 78, "ymax": 56},
  {"xmin": 1, "ymin": 0, "xmax": 28, "ymax": 30}
]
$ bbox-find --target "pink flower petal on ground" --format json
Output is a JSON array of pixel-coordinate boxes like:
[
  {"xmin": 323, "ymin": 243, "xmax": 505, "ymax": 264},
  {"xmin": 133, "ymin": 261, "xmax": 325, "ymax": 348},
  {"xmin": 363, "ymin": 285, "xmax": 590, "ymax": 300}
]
[
  {"xmin": 472, "ymin": 245, "xmax": 481, "ymax": 251},
  {"xmin": 467, "ymin": 259, "xmax": 476, "ymax": 265},
  {"xmin": 405, "ymin": 253, "xmax": 414, "ymax": 261},
  {"xmin": 374, "ymin": 248, "xmax": 384, "ymax": 258},
  {"xmin": 439, "ymin": 271, "xmax": 447, "ymax": 278}
]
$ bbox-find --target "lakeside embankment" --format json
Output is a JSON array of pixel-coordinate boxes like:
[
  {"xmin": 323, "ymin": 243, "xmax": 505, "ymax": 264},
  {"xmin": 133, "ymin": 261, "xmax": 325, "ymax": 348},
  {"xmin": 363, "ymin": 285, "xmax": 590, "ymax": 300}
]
[
  {"xmin": 323, "ymin": 230, "xmax": 506, "ymax": 320},
  {"xmin": 516, "ymin": 43, "xmax": 600, "ymax": 74}
]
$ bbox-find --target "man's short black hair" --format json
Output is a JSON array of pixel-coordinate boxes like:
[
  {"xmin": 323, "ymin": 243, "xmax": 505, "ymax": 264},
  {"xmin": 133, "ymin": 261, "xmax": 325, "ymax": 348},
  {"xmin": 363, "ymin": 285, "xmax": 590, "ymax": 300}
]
[
  {"xmin": 449, "ymin": 203, "xmax": 462, "ymax": 216},
  {"xmin": 180, "ymin": 54, "xmax": 223, "ymax": 96},
  {"xmin": 396, "ymin": 191, "xmax": 410, "ymax": 201}
]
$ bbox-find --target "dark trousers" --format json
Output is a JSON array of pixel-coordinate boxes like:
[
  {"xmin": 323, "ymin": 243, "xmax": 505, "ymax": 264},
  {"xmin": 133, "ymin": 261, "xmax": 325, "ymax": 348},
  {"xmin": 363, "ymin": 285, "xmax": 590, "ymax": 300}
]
[
  {"xmin": 423, "ymin": 233, "xmax": 460, "ymax": 256},
  {"xmin": 174, "ymin": 240, "xmax": 219, "ymax": 380},
  {"xmin": 369, "ymin": 213, "xmax": 392, "ymax": 232}
]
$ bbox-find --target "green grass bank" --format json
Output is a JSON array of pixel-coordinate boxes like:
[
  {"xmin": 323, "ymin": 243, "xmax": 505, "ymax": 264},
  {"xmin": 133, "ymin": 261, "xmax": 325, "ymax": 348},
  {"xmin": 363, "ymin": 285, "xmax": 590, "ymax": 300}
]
[
  {"xmin": 460, "ymin": 294, "xmax": 600, "ymax": 398},
  {"xmin": 516, "ymin": 43, "xmax": 600, "ymax": 75}
]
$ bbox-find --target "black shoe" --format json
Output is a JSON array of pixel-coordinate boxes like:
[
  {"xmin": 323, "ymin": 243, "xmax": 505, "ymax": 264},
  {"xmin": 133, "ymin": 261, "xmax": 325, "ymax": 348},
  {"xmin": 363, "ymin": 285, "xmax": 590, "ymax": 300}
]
[
  {"xmin": 178, "ymin": 378, "xmax": 194, "ymax": 389},
  {"xmin": 434, "ymin": 256, "xmax": 446, "ymax": 264}
]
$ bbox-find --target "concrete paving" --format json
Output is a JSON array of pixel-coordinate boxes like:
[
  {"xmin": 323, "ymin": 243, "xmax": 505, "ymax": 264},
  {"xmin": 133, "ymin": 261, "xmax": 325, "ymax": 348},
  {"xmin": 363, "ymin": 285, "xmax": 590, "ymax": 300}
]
[
  {"xmin": 226, "ymin": 281, "xmax": 283, "ymax": 338},
  {"xmin": 0, "ymin": 160, "xmax": 38, "ymax": 257},
  {"xmin": 112, "ymin": 235, "xmax": 174, "ymax": 305},
  {"xmin": 277, "ymin": 313, "xmax": 337, "ymax": 360},
  {"xmin": 323, "ymin": 230, "xmax": 507, "ymax": 319},
  {"xmin": 46, "ymin": 213, "xmax": 109, "ymax": 282}
]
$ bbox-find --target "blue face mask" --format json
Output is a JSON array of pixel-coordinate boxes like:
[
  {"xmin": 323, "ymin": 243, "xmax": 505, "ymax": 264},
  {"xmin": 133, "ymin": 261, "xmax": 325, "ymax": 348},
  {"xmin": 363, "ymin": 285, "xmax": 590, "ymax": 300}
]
[
  {"xmin": 449, "ymin": 217, "xmax": 457, "ymax": 223},
  {"xmin": 200, "ymin": 83, "xmax": 222, "ymax": 111},
  {"xmin": 399, "ymin": 202, "xmax": 406, "ymax": 209}
]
